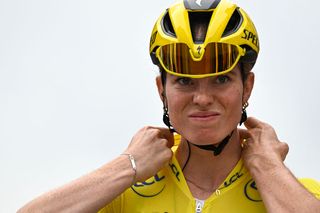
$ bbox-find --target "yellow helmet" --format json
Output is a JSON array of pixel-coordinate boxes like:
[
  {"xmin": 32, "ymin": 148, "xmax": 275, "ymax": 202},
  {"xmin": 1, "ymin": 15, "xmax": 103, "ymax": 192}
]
[{"xmin": 149, "ymin": 0, "xmax": 259, "ymax": 78}]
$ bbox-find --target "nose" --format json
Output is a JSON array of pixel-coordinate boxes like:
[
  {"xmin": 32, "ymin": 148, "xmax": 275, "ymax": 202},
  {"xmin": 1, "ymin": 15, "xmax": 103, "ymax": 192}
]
[{"xmin": 192, "ymin": 82, "xmax": 214, "ymax": 107}]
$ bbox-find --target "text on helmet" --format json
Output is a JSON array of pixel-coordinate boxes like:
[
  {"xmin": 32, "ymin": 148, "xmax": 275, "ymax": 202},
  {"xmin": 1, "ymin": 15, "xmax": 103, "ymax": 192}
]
[{"xmin": 242, "ymin": 29, "xmax": 259, "ymax": 49}]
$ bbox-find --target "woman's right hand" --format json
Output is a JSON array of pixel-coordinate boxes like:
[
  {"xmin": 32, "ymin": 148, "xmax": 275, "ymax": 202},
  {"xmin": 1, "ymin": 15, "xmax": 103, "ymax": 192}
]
[{"xmin": 123, "ymin": 126, "xmax": 174, "ymax": 182}]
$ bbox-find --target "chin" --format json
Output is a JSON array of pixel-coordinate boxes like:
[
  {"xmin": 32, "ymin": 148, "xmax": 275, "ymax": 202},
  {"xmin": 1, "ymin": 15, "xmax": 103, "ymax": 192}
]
[
  {"xmin": 180, "ymin": 123, "xmax": 236, "ymax": 145},
  {"xmin": 193, "ymin": 136, "xmax": 224, "ymax": 145},
  {"xmin": 181, "ymin": 129, "xmax": 224, "ymax": 145}
]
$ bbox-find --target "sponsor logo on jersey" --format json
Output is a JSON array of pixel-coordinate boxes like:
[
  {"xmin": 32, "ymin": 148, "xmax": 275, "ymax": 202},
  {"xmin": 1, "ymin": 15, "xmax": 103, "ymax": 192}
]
[
  {"xmin": 244, "ymin": 179, "xmax": 262, "ymax": 202},
  {"xmin": 169, "ymin": 163, "xmax": 180, "ymax": 181},
  {"xmin": 224, "ymin": 171, "xmax": 244, "ymax": 187},
  {"xmin": 131, "ymin": 174, "xmax": 166, "ymax": 197}
]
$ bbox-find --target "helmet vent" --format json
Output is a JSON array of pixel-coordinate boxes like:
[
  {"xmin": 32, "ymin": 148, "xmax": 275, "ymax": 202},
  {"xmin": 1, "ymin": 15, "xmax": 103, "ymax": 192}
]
[
  {"xmin": 222, "ymin": 8, "xmax": 243, "ymax": 37},
  {"xmin": 161, "ymin": 10, "xmax": 176, "ymax": 38},
  {"xmin": 188, "ymin": 12, "xmax": 213, "ymax": 44}
]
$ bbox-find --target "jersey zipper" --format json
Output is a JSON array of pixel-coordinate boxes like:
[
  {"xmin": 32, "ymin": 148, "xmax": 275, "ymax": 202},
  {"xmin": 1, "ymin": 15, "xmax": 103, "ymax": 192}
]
[
  {"xmin": 194, "ymin": 189, "xmax": 220, "ymax": 212},
  {"xmin": 195, "ymin": 199, "xmax": 204, "ymax": 213}
]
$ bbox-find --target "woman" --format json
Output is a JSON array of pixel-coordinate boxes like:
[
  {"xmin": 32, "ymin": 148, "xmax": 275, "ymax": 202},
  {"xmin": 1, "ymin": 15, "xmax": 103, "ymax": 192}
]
[{"xmin": 18, "ymin": 0, "xmax": 320, "ymax": 212}]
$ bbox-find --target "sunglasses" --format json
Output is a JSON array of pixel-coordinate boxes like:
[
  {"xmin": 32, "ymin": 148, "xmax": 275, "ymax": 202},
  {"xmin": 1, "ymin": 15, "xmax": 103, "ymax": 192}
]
[{"xmin": 155, "ymin": 42, "xmax": 245, "ymax": 78}]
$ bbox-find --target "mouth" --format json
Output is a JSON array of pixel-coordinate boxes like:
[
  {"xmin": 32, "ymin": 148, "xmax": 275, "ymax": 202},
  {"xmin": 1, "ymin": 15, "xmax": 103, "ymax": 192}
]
[{"xmin": 188, "ymin": 111, "xmax": 221, "ymax": 121}]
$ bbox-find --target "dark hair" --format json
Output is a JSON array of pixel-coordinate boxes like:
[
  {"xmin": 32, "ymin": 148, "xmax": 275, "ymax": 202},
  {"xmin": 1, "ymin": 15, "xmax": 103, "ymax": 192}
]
[{"xmin": 239, "ymin": 62, "xmax": 251, "ymax": 82}]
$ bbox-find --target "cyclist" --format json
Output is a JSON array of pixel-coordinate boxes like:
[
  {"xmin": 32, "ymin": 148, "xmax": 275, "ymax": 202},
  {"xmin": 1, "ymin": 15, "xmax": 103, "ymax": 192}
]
[{"xmin": 18, "ymin": 0, "xmax": 320, "ymax": 212}]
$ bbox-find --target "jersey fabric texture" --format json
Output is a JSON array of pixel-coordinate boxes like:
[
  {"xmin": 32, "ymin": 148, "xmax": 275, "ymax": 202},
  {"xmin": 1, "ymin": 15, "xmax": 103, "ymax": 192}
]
[{"xmin": 99, "ymin": 135, "xmax": 320, "ymax": 213}]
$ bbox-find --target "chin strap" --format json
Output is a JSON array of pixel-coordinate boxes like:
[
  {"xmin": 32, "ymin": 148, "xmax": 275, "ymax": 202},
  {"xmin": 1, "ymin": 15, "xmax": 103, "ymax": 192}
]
[
  {"xmin": 163, "ymin": 105, "xmax": 234, "ymax": 156},
  {"xmin": 162, "ymin": 95, "xmax": 247, "ymax": 156},
  {"xmin": 191, "ymin": 130, "xmax": 234, "ymax": 156}
]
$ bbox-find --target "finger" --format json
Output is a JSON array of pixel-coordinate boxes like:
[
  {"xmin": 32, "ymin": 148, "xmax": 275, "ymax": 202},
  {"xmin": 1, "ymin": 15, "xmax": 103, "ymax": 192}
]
[
  {"xmin": 157, "ymin": 127, "xmax": 174, "ymax": 148},
  {"xmin": 238, "ymin": 128, "xmax": 252, "ymax": 148},
  {"xmin": 283, "ymin": 142, "xmax": 289, "ymax": 160},
  {"xmin": 238, "ymin": 128, "xmax": 251, "ymax": 139},
  {"xmin": 240, "ymin": 136, "xmax": 256, "ymax": 147},
  {"xmin": 243, "ymin": 117, "xmax": 264, "ymax": 129},
  {"xmin": 166, "ymin": 136, "xmax": 174, "ymax": 148}
]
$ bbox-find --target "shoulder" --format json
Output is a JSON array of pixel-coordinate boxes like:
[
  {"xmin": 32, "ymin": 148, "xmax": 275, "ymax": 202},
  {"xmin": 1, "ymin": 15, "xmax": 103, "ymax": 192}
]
[{"xmin": 298, "ymin": 178, "xmax": 320, "ymax": 199}]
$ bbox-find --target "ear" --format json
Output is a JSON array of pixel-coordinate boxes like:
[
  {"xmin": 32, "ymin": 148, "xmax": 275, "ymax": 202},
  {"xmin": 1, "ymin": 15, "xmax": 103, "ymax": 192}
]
[
  {"xmin": 156, "ymin": 76, "xmax": 165, "ymax": 102},
  {"xmin": 242, "ymin": 72, "xmax": 255, "ymax": 104}
]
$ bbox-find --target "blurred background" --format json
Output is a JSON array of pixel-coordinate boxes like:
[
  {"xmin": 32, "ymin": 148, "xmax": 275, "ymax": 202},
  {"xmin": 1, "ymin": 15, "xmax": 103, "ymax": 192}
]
[{"xmin": 1, "ymin": 0, "xmax": 319, "ymax": 211}]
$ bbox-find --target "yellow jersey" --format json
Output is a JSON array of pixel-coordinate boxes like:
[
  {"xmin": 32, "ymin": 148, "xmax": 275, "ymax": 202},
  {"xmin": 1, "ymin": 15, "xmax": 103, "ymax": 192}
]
[{"xmin": 99, "ymin": 138, "xmax": 320, "ymax": 213}]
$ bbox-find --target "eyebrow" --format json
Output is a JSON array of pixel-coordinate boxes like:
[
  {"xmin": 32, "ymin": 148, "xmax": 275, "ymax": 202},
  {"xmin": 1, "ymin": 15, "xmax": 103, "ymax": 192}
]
[{"xmin": 227, "ymin": 70, "xmax": 238, "ymax": 77}]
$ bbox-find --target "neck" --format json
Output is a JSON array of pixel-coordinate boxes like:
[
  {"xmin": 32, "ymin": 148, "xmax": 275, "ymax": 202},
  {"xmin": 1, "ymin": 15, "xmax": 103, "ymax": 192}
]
[{"xmin": 176, "ymin": 131, "xmax": 242, "ymax": 199}]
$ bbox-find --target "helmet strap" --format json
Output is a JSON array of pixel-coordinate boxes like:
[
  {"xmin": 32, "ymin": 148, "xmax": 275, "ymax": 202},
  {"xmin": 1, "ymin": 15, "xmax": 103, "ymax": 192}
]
[
  {"xmin": 162, "ymin": 92, "xmax": 176, "ymax": 133},
  {"xmin": 163, "ymin": 105, "xmax": 176, "ymax": 133},
  {"xmin": 191, "ymin": 130, "xmax": 234, "ymax": 156},
  {"xmin": 161, "ymin": 94, "xmax": 247, "ymax": 155}
]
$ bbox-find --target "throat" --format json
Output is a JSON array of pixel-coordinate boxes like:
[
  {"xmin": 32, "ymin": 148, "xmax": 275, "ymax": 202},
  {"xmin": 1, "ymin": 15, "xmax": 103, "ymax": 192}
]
[
  {"xmin": 175, "ymin": 133, "xmax": 242, "ymax": 200},
  {"xmin": 185, "ymin": 176, "xmax": 221, "ymax": 200}
]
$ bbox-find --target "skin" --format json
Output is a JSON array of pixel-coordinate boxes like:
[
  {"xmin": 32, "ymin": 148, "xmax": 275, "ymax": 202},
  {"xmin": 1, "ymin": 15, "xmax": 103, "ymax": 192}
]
[
  {"xmin": 158, "ymin": 66, "xmax": 253, "ymax": 145},
  {"xmin": 156, "ymin": 67, "xmax": 320, "ymax": 211},
  {"xmin": 17, "ymin": 127, "xmax": 174, "ymax": 213},
  {"xmin": 17, "ymin": 66, "xmax": 320, "ymax": 212},
  {"xmin": 240, "ymin": 119, "xmax": 320, "ymax": 213},
  {"xmin": 156, "ymin": 66, "xmax": 254, "ymax": 199}
]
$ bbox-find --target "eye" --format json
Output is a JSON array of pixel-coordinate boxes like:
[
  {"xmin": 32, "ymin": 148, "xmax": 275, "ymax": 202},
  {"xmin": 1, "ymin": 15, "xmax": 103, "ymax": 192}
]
[
  {"xmin": 215, "ymin": 75, "xmax": 230, "ymax": 84},
  {"xmin": 176, "ymin": 77, "xmax": 193, "ymax": 86}
]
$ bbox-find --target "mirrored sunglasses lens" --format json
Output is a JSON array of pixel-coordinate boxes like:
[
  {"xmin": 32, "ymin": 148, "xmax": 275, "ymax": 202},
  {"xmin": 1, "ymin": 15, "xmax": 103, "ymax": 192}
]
[{"xmin": 159, "ymin": 43, "xmax": 239, "ymax": 75}]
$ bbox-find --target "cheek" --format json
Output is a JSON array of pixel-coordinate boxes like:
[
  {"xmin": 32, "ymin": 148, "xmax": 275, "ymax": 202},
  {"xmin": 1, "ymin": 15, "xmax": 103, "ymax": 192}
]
[
  {"xmin": 228, "ymin": 87, "xmax": 242, "ymax": 107},
  {"xmin": 223, "ymin": 86, "xmax": 243, "ymax": 120},
  {"xmin": 165, "ymin": 90, "xmax": 189, "ymax": 129},
  {"xmin": 166, "ymin": 91, "xmax": 184, "ymax": 116}
]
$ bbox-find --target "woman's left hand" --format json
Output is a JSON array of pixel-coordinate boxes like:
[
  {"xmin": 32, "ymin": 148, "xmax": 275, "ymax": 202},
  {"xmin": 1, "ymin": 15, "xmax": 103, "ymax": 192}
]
[
  {"xmin": 238, "ymin": 118, "xmax": 320, "ymax": 213},
  {"xmin": 238, "ymin": 117, "xmax": 289, "ymax": 172}
]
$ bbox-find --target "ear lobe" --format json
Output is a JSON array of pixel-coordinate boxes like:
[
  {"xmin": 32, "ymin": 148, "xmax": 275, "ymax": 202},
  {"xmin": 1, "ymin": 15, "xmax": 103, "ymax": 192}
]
[
  {"xmin": 156, "ymin": 76, "xmax": 165, "ymax": 101},
  {"xmin": 243, "ymin": 72, "xmax": 255, "ymax": 103}
]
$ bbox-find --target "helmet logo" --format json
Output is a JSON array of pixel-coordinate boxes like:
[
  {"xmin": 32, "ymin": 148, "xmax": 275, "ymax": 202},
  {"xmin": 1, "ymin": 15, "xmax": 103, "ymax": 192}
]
[
  {"xmin": 197, "ymin": 46, "xmax": 201, "ymax": 55},
  {"xmin": 196, "ymin": 0, "xmax": 202, "ymax": 6},
  {"xmin": 184, "ymin": 0, "xmax": 221, "ymax": 10}
]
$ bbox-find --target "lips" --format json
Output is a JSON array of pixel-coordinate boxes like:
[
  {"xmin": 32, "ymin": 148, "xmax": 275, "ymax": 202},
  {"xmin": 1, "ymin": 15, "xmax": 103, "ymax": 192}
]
[{"xmin": 188, "ymin": 111, "xmax": 220, "ymax": 121}]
